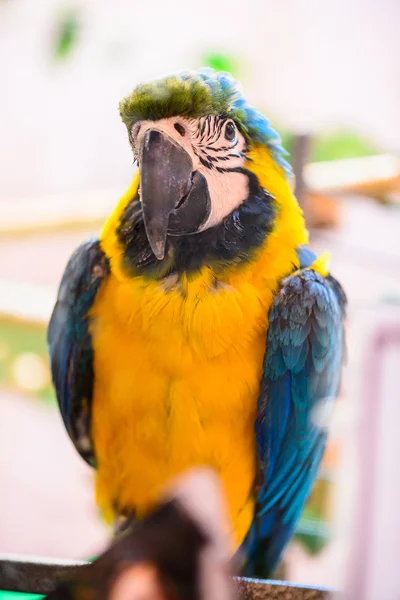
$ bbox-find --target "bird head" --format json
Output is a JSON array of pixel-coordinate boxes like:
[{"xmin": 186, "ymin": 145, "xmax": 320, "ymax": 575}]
[{"xmin": 114, "ymin": 68, "xmax": 296, "ymax": 276}]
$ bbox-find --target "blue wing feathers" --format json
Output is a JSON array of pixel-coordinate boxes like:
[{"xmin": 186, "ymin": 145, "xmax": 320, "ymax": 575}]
[
  {"xmin": 242, "ymin": 256, "xmax": 346, "ymax": 578},
  {"xmin": 296, "ymin": 245, "xmax": 317, "ymax": 269},
  {"xmin": 47, "ymin": 239, "xmax": 109, "ymax": 466}
]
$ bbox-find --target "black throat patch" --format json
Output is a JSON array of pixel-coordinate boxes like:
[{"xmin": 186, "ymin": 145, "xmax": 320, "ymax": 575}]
[{"xmin": 116, "ymin": 169, "xmax": 276, "ymax": 279}]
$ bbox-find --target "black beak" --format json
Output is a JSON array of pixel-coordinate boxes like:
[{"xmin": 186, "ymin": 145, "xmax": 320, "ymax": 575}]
[{"xmin": 139, "ymin": 129, "xmax": 211, "ymax": 260}]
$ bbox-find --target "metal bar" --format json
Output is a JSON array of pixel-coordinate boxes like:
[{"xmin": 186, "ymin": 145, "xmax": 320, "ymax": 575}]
[
  {"xmin": 343, "ymin": 325, "xmax": 400, "ymax": 600},
  {"xmin": 0, "ymin": 556, "xmax": 334, "ymax": 598}
]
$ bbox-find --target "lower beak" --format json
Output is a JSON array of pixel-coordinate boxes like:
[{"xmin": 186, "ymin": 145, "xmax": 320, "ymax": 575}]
[{"xmin": 139, "ymin": 129, "xmax": 211, "ymax": 260}]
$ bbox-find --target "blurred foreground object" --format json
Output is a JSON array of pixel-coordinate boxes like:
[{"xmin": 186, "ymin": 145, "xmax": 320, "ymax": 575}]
[
  {"xmin": 46, "ymin": 468, "xmax": 235, "ymax": 600},
  {"xmin": 0, "ymin": 468, "xmax": 332, "ymax": 598}
]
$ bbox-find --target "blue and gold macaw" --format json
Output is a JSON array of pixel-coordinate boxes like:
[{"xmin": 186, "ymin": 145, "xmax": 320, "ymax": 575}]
[{"xmin": 48, "ymin": 69, "xmax": 346, "ymax": 577}]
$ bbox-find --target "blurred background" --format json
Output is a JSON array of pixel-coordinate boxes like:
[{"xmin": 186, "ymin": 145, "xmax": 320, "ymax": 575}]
[{"xmin": 1, "ymin": 0, "xmax": 400, "ymax": 593}]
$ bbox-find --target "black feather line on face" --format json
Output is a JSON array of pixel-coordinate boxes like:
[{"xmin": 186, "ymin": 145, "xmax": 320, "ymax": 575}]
[
  {"xmin": 205, "ymin": 116, "xmax": 211, "ymax": 140},
  {"xmin": 199, "ymin": 156, "xmax": 214, "ymax": 170},
  {"xmin": 211, "ymin": 155, "xmax": 231, "ymax": 162},
  {"xmin": 116, "ymin": 169, "xmax": 276, "ymax": 280},
  {"xmin": 204, "ymin": 154, "xmax": 220, "ymax": 163},
  {"xmin": 205, "ymin": 143, "xmax": 236, "ymax": 152},
  {"xmin": 216, "ymin": 116, "xmax": 224, "ymax": 136}
]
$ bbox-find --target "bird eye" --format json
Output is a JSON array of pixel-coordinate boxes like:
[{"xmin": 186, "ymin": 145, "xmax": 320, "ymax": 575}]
[
  {"xmin": 174, "ymin": 122, "xmax": 185, "ymax": 137},
  {"xmin": 224, "ymin": 121, "xmax": 236, "ymax": 142}
]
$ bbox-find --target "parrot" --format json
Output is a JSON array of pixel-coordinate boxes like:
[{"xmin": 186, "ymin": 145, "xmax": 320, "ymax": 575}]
[
  {"xmin": 47, "ymin": 68, "xmax": 346, "ymax": 578},
  {"xmin": 44, "ymin": 469, "xmax": 235, "ymax": 600}
]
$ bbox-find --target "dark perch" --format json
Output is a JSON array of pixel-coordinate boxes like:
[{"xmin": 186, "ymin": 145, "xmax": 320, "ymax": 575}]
[{"xmin": 0, "ymin": 556, "xmax": 334, "ymax": 599}]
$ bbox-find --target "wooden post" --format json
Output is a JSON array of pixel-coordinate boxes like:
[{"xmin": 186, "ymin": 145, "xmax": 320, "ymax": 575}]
[{"xmin": 292, "ymin": 133, "xmax": 312, "ymax": 224}]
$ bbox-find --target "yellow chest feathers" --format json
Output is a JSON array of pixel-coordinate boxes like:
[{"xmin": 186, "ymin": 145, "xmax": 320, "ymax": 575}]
[
  {"xmin": 90, "ymin": 147, "xmax": 307, "ymax": 546},
  {"xmin": 89, "ymin": 247, "xmax": 293, "ymax": 547}
]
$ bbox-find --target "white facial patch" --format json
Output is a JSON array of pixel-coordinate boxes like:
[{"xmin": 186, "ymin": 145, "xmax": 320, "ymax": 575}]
[{"xmin": 131, "ymin": 116, "xmax": 249, "ymax": 230}]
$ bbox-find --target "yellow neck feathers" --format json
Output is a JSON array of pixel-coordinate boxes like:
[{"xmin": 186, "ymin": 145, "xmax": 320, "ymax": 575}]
[{"xmin": 100, "ymin": 145, "xmax": 307, "ymax": 285}]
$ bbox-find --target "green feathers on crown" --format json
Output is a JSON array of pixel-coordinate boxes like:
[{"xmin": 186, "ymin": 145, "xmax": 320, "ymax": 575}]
[{"xmin": 119, "ymin": 68, "xmax": 291, "ymax": 175}]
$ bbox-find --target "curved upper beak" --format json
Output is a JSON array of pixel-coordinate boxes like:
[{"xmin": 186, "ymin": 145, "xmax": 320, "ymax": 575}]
[
  {"xmin": 139, "ymin": 129, "xmax": 193, "ymax": 260},
  {"xmin": 139, "ymin": 129, "xmax": 211, "ymax": 261}
]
